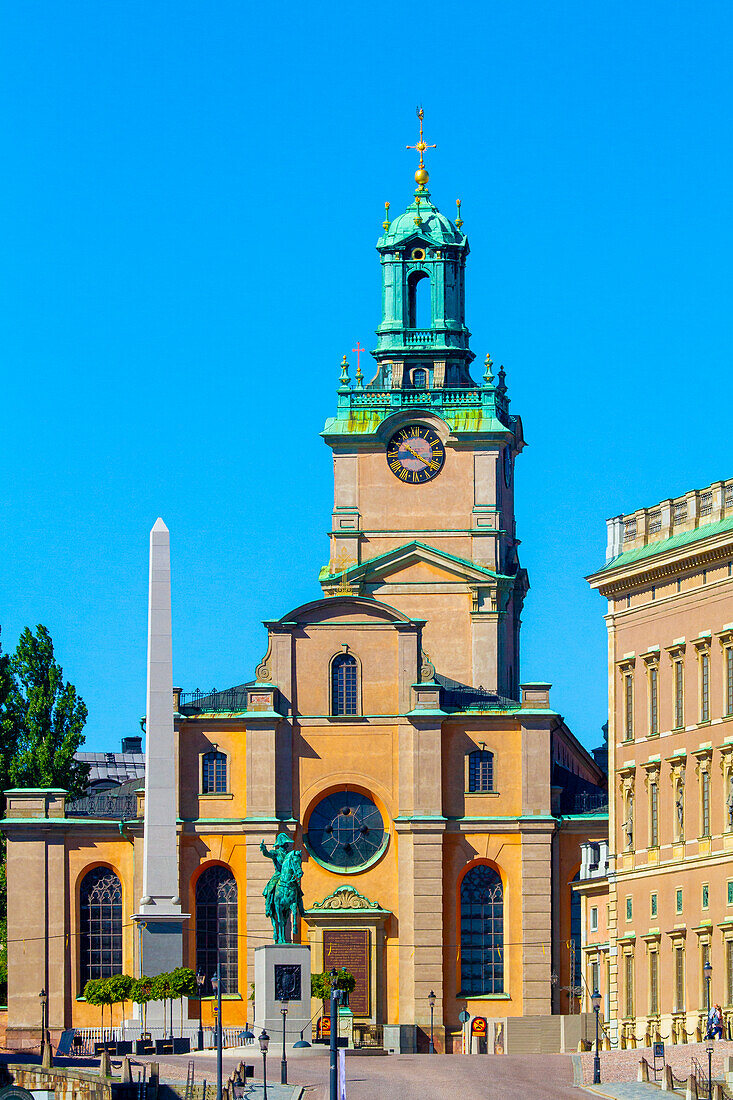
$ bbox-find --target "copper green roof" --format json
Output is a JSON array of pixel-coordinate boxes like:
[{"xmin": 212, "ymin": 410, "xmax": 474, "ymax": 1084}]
[{"xmin": 596, "ymin": 514, "xmax": 733, "ymax": 575}]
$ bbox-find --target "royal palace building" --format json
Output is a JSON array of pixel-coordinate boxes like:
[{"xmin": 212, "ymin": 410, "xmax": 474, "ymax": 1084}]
[
  {"xmin": 579, "ymin": 479, "xmax": 733, "ymax": 1047},
  {"xmin": 3, "ymin": 134, "xmax": 608, "ymax": 1053}
]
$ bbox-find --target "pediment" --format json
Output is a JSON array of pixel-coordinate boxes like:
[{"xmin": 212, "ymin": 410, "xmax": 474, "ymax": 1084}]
[{"xmin": 326, "ymin": 542, "xmax": 498, "ymax": 589}]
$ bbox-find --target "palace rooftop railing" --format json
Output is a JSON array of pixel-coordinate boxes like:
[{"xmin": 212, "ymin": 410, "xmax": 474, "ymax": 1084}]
[
  {"xmin": 67, "ymin": 792, "xmax": 138, "ymax": 821},
  {"xmin": 178, "ymin": 687, "xmax": 248, "ymax": 714}
]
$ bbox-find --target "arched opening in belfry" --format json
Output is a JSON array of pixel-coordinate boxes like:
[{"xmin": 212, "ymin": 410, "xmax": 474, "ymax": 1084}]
[{"xmin": 407, "ymin": 270, "xmax": 431, "ymax": 329}]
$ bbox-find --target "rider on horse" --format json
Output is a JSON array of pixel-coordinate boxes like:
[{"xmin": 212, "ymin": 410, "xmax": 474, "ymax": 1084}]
[{"xmin": 261, "ymin": 833, "xmax": 292, "ymax": 917}]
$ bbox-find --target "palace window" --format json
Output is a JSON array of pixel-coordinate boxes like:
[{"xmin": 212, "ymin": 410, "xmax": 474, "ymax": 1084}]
[
  {"xmin": 702, "ymin": 883, "xmax": 709, "ymax": 910},
  {"xmin": 195, "ymin": 866, "xmax": 238, "ymax": 994},
  {"xmin": 590, "ymin": 906, "xmax": 598, "ymax": 933},
  {"xmin": 626, "ymin": 897, "xmax": 633, "ymax": 922},
  {"xmin": 674, "ymin": 661, "xmax": 685, "ymax": 729},
  {"xmin": 460, "ymin": 864, "xmax": 504, "ymax": 995},
  {"xmin": 649, "ymin": 951, "xmax": 659, "ymax": 1016},
  {"xmin": 467, "ymin": 749, "xmax": 494, "ymax": 792},
  {"xmin": 650, "ymin": 893, "xmax": 658, "ymax": 918},
  {"xmin": 202, "ymin": 750, "xmax": 227, "ymax": 794},
  {"xmin": 624, "ymin": 674, "xmax": 634, "ymax": 740},
  {"xmin": 701, "ymin": 771, "xmax": 711, "ymax": 838},
  {"xmin": 79, "ymin": 867, "xmax": 123, "ymax": 987},
  {"xmin": 700, "ymin": 653, "xmax": 710, "ymax": 723},
  {"xmin": 331, "ymin": 653, "xmax": 358, "ymax": 716},
  {"xmin": 726, "ymin": 648, "xmax": 733, "ymax": 717},
  {"xmin": 675, "ymin": 946, "xmax": 686, "ymax": 1012},
  {"xmin": 676, "ymin": 888, "xmax": 683, "ymax": 914},
  {"xmin": 412, "ymin": 368, "xmax": 428, "ymax": 389},
  {"xmin": 701, "ymin": 942, "xmax": 711, "ymax": 1009},
  {"xmin": 624, "ymin": 953, "xmax": 635, "ymax": 1018},
  {"xmin": 650, "ymin": 781, "xmax": 659, "ymax": 847},
  {"xmin": 591, "ymin": 960, "xmax": 600, "ymax": 999},
  {"xmin": 649, "ymin": 667, "xmax": 659, "ymax": 736}
]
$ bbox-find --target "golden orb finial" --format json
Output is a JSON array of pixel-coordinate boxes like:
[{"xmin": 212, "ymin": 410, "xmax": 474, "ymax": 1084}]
[
  {"xmin": 456, "ymin": 198, "xmax": 463, "ymax": 230},
  {"xmin": 382, "ymin": 201, "xmax": 391, "ymax": 232},
  {"xmin": 406, "ymin": 106, "xmax": 436, "ymax": 191}
]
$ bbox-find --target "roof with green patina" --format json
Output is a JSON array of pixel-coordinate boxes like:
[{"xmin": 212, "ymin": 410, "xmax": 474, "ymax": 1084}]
[
  {"xmin": 596, "ymin": 514, "xmax": 733, "ymax": 575},
  {"xmin": 377, "ymin": 188, "xmax": 466, "ymax": 249}
]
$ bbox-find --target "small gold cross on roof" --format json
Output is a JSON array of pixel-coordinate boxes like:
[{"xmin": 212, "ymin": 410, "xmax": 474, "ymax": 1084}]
[{"xmin": 406, "ymin": 106, "xmax": 436, "ymax": 168}]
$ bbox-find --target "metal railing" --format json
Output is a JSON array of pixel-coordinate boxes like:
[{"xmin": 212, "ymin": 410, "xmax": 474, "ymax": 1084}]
[
  {"xmin": 569, "ymin": 791, "xmax": 609, "ymax": 814},
  {"xmin": 179, "ymin": 688, "xmax": 248, "ymax": 714},
  {"xmin": 353, "ymin": 1024, "xmax": 383, "ymax": 1048},
  {"xmin": 67, "ymin": 793, "xmax": 138, "ymax": 821}
]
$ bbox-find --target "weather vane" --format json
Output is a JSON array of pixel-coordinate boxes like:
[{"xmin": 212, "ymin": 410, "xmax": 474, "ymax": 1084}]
[{"xmin": 406, "ymin": 106, "xmax": 436, "ymax": 189}]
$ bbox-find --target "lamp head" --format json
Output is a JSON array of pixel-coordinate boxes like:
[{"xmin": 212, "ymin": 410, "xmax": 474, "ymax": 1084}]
[
  {"xmin": 196, "ymin": 971, "xmax": 205, "ymax": 986},
  {"xmin": 591, "ymin": 989, "xmax": 602, "ymax": 1012},
  {"xmin": 211, "ymin": 974, "xmax": 219, "ymax": 991},
  {"xmin": 428, "ymin": 990, "xmax": 436, "ymax": 1009},
  {"xmin": 704, "ymin": 960, "xmax": 713, "ymax": 978},
  {"xmin": 259, "ymin": 1028, "xmax": 270, "ymax": 1052},
  {"xmin": 281, "ymin": 999, "xmax": 289, "ymax": 1014}
]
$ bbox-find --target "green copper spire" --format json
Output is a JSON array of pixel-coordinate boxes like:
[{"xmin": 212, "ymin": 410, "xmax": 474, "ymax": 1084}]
[{"xmin": 371, "ymin": 111, "xmax": 473, "ymax": 390}]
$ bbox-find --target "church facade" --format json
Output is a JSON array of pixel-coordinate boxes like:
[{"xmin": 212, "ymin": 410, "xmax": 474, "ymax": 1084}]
[{"xmin": 3, "ymin": 143, "xmax": 606, "ymax": 1053}]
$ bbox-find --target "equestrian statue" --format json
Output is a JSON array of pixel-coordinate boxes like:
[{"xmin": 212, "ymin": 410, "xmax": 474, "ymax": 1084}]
[{"xmin": 261, "ymin": 832, "xmax": 305, "ymax": 944}]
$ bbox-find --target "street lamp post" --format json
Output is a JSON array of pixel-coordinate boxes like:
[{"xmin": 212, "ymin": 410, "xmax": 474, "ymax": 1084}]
[
  {"xmin": 211, "ymin": 964, "xmax": 222, "ymax": 1100},
  {"xmin": 280, "ymin": 1000, "xmax": 289, "ymax": 1084},
  {"xmin": 428, "ymin": 990, "xmax": 436, "ymax": 1054},
  {"xmin": 329, "ymin": 968, "xmax": 340, "ymax": 1100},
  {"xmin": 259, "ymin": 1028, "xmax": 270, "ymax": 1100},
  {"xmin": 196, "ymin": 971, "xmax": 205, "ymax": 1051},
  {"xmin": 707, "ymin": 1044, "xmax": 713, "ymax": 1100},
  {"xmin": 591, "ymin": 988, "xmax": 602, "ymax": 1085}
]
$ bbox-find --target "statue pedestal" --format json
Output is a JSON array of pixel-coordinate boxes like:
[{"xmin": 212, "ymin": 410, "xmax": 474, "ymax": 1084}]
[{"xmin": 254, "ymin": 944, "xmax": 311, "ymax": 1042}]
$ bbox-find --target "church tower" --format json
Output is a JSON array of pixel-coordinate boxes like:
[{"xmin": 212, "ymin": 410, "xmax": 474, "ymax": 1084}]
[{"xmin": 321, "ymin": 113, "xmax": 528, "ymax": 700}]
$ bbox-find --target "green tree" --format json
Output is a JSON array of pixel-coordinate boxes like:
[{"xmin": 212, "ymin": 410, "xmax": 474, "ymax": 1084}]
[
  {"xmin": 0, "ymin": 630, "xmax": 19, "ymax": 799},
  {"xmin": 311, "ymin": 968, "xmax": 355, "ymax": 1001},
  {"xmin": 151, "ymin": 971, "xmax": 176, "ymax": 1038},
  {"xmin": 105, "ymin": 973, "xmax": 135, "ymax": 1035},
  {"xmin": 131, "ymin": 976, "xmax": 154, "ymax": 1035},
  {"xmin": 169, "ymin": 967, "xmax": 197, "ymax": 1038},
  {"xmin": 83, "ymin": 977, "xmax": 106, "ymax": 1029},
  {"xmin": 9, "ymin": 625, "xmax": 90, "ymax": 798}
]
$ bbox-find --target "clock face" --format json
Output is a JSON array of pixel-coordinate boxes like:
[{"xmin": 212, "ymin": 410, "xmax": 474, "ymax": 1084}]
[{"xmin": 386, "ymin": 425, "xmax": 445, "ymax": 484}]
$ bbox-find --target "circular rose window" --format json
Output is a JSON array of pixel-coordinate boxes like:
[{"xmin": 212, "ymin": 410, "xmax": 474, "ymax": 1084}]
[{"xmin": 305, "ymin": 791, "xmax": 387, "ymax": 870}]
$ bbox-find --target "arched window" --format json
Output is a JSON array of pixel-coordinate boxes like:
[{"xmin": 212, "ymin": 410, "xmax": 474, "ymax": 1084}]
[
  {"xmin": 80, "ymin": 866, "xmax": 122, "ymax": 987},
  {"xmin": 412, "ymin": 368, "xmax": 428, "ymax": 389},
  {"xmin": 407, "ymin": 271, "xmax": 431, "ymax": 328},
  {"xmin": 332, "ymin": 653, "xmax": 358, "ymax": 716},
  {"xmin": 460, "ymin": 864, "xmax": 504, "ymax": 995},
  {"xmin": 195, "ymin": 866, "xmax": 238, "ymax": 994},
  {"xmin": 202, "ymin": 750, "xmax": 227, "ymax": 794},
  {"xmin": 467, "ymin": 749, "xmax": 494, "ymax": 792}
]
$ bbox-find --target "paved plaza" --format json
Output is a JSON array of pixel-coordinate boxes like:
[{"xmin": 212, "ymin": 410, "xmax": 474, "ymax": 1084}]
[{"xmin": 141, "ymin": 1047, "xmax": 595, "ymax": 1099}]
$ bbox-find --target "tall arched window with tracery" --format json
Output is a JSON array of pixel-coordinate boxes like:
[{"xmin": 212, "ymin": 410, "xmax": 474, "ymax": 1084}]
[
  {"xmin": 195, "ymin": 866, "xmax": 238, "ymax": 993},
  {"xmin": 79, "ymin": 866, "xmax": 123, "ymax": 987},
  {"xmin": 460, "ymin": 864, "xmax": 504, "ymax": 995},
  {"xmin": 331, "ymin": 653, "xmax": 358, "ymax": 716}
]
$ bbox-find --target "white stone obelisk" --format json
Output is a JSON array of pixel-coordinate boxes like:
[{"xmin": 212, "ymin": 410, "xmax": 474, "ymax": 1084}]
[{"xmin": 133, "ymin": 519, "xmax": 188, "ymax": 986}]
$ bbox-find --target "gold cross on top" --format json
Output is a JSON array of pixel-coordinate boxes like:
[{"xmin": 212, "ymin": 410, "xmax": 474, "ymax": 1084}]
[{"xmin": 406, "ymin": 106, "xmax": 436, "ymax": 169}]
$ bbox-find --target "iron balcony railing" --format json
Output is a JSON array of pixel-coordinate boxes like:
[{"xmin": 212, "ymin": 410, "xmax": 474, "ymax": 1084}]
[
  {"xmin": 179, "ymin": 688, "xmax": 248, "ymax": 714},
  {"xmin": 67, "ymin": 792, "xmax": 138, "ymax": 821}
]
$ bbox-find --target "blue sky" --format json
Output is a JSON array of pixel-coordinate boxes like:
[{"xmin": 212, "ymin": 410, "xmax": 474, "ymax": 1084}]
[{"xmin": 1, "ymin": 1, "xmax": 732, "ymax": 753}]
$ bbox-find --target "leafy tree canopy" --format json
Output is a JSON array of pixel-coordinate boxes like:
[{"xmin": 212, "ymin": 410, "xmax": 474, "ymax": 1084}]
[
  {"xmin": 9, "ymin": 625, "xmax": 90, "ymax": 799},
  {"xmin": 169, "ymin": 967, "xmax": 197, "ymax": 998},
  {"xmin": 311, "ymin": 968, "xmax": 355, "ymax": 1000}
]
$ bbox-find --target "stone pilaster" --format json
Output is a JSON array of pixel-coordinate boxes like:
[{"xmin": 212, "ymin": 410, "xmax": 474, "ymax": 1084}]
[
  {"xmin": 395, "ymin": 820, "xmax": 445, "ymax": 1048},
  {"xmin": 520, "ymin": 821, "xmax": 555, "ymax": 1014}
]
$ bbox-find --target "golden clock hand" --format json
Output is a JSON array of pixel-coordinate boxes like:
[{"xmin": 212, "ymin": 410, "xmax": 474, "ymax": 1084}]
[{"xmin": 403, "ymin": 443, "xmax": 431, "ymax": 466}]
